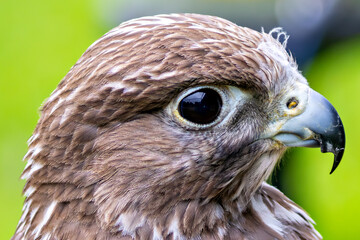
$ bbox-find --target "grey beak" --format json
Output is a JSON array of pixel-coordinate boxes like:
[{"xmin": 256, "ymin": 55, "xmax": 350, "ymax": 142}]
[{"xmin": 273, "ymin": 89, "xmax": 345, "ymax": 174}]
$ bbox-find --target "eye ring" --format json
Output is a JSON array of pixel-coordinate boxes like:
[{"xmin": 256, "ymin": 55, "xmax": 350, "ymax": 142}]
[
  {"xmin": 286, "ymin": 97, "xmax": 299, "ymax": 109},
  {"xmin": 167, "ymin": 85, "xmax": 250, "ymax": 130}
]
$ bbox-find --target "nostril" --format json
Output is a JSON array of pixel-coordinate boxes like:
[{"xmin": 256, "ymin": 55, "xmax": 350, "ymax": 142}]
[{"xmin": 286, "ymin": 97, "xmax": 299, "ymax": 109}]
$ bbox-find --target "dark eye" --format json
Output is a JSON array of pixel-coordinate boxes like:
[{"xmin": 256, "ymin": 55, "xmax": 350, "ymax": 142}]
[{"xmin": 178, "ymin": 88, "xmax": 222, "ymax": 124}]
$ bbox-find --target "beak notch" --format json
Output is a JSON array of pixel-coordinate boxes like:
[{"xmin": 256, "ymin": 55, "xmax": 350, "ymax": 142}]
[{"xmin": 314, "ymin": 114, "xmax": 345, "ymax": 174}]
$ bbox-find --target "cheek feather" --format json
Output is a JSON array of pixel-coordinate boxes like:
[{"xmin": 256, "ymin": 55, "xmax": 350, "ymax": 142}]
[{"xmin": 234, "ymin": 150, "xmax": 284, "ymax": 200}]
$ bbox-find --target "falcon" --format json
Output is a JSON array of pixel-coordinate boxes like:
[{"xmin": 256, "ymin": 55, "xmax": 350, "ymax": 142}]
[{"xmin": 13, "ymin": 14, "xmax": 345, "ymax": 240}]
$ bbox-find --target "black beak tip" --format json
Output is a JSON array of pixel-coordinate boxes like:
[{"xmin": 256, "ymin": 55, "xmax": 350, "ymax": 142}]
[
  {"xmin": 317, "ymin": 118, "xmax": 345, "ymax": 174},
  {"xmin": 329, "ymin": 148, "xmax": 344, "ymax": 174}
]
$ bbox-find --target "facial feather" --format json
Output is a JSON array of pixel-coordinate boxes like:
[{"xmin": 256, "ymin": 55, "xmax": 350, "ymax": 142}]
[{"xmin": 13, "ymin": 13, "xmax": 323, "ymax": 240}]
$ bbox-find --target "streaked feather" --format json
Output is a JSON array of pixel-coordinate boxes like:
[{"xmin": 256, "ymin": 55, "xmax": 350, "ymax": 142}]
[{"xmin": 13, "ymin": 14, "xmax": 320, "ymax": 240}]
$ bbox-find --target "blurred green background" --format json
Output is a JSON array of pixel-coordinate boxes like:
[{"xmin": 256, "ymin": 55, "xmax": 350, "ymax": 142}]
[{"xmin": 1, "ymin": 0, "xmax": 359, "ymax": 239}]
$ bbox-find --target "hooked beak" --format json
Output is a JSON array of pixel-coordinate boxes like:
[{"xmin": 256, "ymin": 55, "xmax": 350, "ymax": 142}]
[{"xmin": 271, "ymin": 89, "xmax": 345, "ymax": 174}]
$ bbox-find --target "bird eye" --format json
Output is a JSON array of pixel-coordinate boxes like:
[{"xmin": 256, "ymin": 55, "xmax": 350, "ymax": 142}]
[
  {"xmin": 287, "ymin": 98, "xmax": 299, "ymax": 109},
  {"xmin": 178, "ymin": 88, "xmax": 222, "ymax": 124}
]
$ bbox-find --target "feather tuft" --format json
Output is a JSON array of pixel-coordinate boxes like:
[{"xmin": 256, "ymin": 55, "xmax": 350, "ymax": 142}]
[{"xmin": 268, "ymin": 27, "xmax": 290, "ymax": 48}]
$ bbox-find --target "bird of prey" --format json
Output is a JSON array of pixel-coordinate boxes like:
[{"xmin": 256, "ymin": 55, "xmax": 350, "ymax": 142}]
[{"xmin": 13, "ymin": 14, "xmax": 345, "ymax": 240}]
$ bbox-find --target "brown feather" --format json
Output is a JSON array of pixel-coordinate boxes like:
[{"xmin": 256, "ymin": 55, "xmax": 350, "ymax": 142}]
[{"xmin": 13, "ymin": 13, "xmax": 319, "ymax": 240}]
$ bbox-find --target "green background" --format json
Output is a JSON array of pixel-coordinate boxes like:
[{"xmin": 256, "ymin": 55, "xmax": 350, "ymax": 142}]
[{"xmin": 1, "ymin": 1, "xmax": 359, "ymax": 239}]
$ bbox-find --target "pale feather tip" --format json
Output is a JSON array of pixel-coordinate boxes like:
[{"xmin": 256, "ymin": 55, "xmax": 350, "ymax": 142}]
[{"xmin": 264, "ymin": 27, "xmax": 290, "ymax": 48}]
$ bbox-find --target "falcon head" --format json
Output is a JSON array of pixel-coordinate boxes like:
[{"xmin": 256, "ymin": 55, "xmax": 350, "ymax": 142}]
[{"xmin": 15, "ymin": 14, "xmax": 345, "ymax": 239}]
